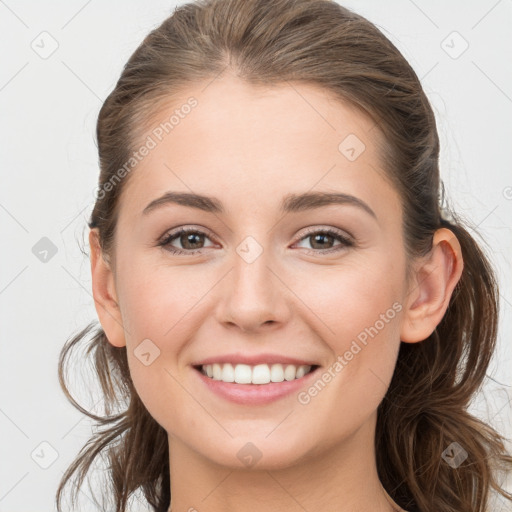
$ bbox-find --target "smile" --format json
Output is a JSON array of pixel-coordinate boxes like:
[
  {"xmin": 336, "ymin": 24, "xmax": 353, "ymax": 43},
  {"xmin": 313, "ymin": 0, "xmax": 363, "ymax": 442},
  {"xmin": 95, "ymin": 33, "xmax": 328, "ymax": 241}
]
[
  {"xmin": 198, "ymin": 363, "xmax": 316, "ymax": 384},
  {"xmin": 193, "ymin": 361, "xmax": 321, "ymax": 405}
]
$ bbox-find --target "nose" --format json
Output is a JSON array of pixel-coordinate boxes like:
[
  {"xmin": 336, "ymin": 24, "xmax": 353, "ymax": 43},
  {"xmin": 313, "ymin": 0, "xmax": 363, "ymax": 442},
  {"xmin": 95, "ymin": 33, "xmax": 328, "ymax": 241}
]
[{"xmin": 216, "ymin": 244, "xmax": 290, "ymax": 334}]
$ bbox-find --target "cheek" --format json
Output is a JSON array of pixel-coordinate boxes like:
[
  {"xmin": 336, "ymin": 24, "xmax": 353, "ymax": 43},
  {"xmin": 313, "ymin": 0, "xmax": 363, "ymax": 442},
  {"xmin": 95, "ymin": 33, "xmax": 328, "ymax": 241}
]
[
  {"xmin": 294, "ymin": 257, "xmax": 403, "ymax": 419},
  {"xmin": 116, "ymin": 257, "xmax": 244, "ymax": 429},
  {"xmin": 116, "ymin": 255, "xmax": 205, "ymax": 342},
  {"xmin": 295, "ymin": 254, "xmax": 403, "ymax": 349}
]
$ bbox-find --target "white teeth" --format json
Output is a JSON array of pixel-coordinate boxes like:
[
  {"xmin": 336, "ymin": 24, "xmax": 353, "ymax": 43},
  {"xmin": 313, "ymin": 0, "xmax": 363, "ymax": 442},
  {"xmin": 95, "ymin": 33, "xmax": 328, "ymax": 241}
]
[
  {"xmin": 234, "ymin": 364, "xmax": 252, "ymax": 384},
  {"xmin": 295, "ymin": 365, "xmax": 307, "ymax": 378},
  {"xmin": 284, "ymin": 364, "xmax": 297, "ymax": 381},
  {"xmin": 200, "ymin": 363, "xmax": 313, "ymax": 384},
  {"xmin": 212, "ymin": 363, "xmax": 222, "ymax": 380},
  {"xmin": 270, "ymin": 364, "xmax": 284, "ymax": 382},
  {"xmin": 221, "ymin": 363, "xmax": 235, "ymax": 382},
  {"xmin": 252, "ymin": 364, "xmax": 270, "ymax": 384}
]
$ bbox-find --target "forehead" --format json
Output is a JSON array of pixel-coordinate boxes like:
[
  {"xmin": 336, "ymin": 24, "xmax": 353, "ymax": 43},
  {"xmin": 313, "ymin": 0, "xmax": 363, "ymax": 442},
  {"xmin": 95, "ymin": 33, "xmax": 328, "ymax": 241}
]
[{"xmin": 119, "ymin": 74, "xmax": 396, "ymax": 218}]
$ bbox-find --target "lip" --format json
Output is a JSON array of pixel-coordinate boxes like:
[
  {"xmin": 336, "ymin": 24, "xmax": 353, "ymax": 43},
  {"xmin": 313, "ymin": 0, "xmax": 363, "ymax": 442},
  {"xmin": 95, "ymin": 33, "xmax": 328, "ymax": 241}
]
[
  {"xmin": 191, "ymin": 353, "xmax": 318, "ymax": 367},
  {"xmin": 193, "ymin": 364, "xmax": 320, "ymax": 405}
]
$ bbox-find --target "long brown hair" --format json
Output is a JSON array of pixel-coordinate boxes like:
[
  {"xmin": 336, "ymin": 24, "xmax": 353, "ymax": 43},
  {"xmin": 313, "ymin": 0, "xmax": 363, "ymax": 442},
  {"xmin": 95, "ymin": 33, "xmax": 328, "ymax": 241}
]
[{"xmin": 56, "ymin": 1, "xmax": 512, "ymax": 511}]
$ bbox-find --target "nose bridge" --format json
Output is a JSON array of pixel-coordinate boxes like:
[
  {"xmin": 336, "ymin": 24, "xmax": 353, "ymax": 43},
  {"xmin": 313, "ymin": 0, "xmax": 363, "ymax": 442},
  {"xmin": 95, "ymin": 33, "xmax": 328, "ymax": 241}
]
[{"xmin": 217, "ymin": 232, "xmax": 288, "ymax": 332}]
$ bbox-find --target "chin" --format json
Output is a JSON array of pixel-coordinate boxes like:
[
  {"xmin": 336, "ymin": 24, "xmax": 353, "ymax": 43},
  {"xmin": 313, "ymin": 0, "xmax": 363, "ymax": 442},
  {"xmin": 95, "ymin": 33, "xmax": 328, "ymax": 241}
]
[{"xmin": 188, "ymin": 430, "xmax": 318, "ymax": 471}]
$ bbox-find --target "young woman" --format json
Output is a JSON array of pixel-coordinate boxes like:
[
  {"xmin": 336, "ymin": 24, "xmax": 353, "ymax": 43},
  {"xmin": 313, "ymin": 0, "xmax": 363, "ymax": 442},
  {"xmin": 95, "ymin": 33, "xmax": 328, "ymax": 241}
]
[{"xmin": 56, "ymin": 1, "xmax": 512, "ymax": 511}]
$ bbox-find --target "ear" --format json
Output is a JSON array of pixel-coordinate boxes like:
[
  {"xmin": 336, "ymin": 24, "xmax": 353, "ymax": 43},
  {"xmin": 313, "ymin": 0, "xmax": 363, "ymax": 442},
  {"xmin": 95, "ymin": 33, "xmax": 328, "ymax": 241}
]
[
  {"xmin": 400, "ymin": 228, "xmax": 464, "ymax": 343},
  {"xmin": 89, "ymin": 228, "xmax": 127, "ymax": 347}
]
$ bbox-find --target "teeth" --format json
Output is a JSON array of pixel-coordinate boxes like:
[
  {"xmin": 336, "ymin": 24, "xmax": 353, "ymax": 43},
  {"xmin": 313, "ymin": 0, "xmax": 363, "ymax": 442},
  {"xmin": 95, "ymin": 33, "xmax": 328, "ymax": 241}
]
[
  {"xmin": 221, "ymin": 363, "xmax": 235, "ymax": 382},
  {"xmin": 252, "ymin": 364, "xmax": 270, "ymax": 384},
  {"xmin": 284, "ymin": 364, "xmax": 297, "ymax": 381},
  {"xmin": 295, "ymin": 365, "xmax": 307, "ymax": 378},
  {"xmin": 234, "ymin": 364, "xmax": 252, "ymax": 384},
  {"xmin": 270, "ymin": 364, "xmax": 284, "ymax": 383},
  {"xmin": 212, "ymin": 363, "xmax": 222, "ymax": 380},
  {"xmin": 200, "ymin": 363, "xmax": 313, "ymax": 384}
]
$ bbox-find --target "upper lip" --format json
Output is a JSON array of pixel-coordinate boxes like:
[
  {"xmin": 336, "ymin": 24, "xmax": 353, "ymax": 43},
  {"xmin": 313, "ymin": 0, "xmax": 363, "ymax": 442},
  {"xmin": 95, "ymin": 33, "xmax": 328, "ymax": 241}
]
[{"xmin": 192, "ymin": 353, "xmax": 319, "ymax": 367}]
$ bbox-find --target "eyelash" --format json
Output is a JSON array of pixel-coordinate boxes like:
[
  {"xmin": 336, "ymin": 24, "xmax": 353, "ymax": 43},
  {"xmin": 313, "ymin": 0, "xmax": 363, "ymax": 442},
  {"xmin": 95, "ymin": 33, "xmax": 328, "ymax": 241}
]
[{"xmin": 157, "ymin": 226, "xmax": 354, "ymax": 256}]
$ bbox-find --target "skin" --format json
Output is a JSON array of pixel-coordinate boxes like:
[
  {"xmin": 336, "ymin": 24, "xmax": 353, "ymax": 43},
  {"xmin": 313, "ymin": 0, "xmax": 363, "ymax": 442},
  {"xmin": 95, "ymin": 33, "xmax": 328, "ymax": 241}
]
[{"xmin": 90, "ymin": 73, "xmax": 463, "ymax": 512}]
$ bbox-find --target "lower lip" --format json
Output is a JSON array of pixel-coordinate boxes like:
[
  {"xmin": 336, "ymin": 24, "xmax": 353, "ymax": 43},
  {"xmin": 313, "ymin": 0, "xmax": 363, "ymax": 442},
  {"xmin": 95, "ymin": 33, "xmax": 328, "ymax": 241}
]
[{"xmin": 194, "ymin": 367, "xmax": 319, "ymax": 405}]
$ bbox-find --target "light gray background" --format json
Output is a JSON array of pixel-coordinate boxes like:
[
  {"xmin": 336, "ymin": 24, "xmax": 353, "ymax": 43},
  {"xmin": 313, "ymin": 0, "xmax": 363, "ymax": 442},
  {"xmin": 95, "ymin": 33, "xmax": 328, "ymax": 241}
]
[{"xmin": 1, "ymin": 1, "xmax": 511, "ymax": 511}]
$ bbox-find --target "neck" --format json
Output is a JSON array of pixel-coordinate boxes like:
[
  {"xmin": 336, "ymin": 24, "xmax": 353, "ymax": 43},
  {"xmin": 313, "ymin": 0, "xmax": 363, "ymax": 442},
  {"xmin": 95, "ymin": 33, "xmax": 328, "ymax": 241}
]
[{"xmin": 166, "ymin": 415, "xmax": 401, "ymax": 512}]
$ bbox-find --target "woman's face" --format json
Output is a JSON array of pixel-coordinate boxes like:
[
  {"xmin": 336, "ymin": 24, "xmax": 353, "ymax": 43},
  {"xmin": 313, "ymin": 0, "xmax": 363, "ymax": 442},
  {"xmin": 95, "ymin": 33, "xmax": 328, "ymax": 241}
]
[{"xmin": 106, "ymin": 74, "xmax": 410, "ymax": 469}]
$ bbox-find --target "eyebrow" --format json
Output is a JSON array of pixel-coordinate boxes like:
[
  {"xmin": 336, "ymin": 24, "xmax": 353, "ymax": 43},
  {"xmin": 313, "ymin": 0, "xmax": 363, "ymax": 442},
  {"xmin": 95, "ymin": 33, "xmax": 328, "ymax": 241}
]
[{"xmin": 142, "ymin": 191, "xmax": 377, "ymax": 219}]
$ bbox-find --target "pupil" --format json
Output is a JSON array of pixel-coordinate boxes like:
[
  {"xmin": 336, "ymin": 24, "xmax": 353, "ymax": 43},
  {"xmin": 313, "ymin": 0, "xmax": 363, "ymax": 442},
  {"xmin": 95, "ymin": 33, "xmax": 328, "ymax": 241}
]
[
  {"xmin": 184, "ymin": 233, "xmax": 202, "ymax": 249},
  {"xmin": 312, "ymin": 234, "xmax": 332, "ymax": 249}
]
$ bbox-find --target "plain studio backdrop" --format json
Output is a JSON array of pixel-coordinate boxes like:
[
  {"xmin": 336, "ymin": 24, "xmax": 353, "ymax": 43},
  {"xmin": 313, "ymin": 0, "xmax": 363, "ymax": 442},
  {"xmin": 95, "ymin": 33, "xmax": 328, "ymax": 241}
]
[{"xmin": 1, "ymin": 1, "xmax": 511, "ymax": 511}]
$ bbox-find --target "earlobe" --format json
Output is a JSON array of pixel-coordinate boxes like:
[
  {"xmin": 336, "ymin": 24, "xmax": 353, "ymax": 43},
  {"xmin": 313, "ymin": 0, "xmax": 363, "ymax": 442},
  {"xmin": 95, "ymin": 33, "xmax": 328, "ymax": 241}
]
[
  {"xmin": 400, "ymin": 228, "xmax": 464, "ymax": 343},
  {"xmin": 89, "ymin": 228, "xmax": 127, "ymax": 348}
]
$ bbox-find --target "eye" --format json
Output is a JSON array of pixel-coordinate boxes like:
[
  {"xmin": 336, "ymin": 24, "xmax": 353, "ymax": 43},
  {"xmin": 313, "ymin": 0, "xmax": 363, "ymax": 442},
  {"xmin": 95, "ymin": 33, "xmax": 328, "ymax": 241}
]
[
  {"xmin": 293, "ymin": 227, "xmax": 354, "ymax": 255},
  {"xmin": 158, "ymin": 227, "xmax": 215, "ymax": 255},
  {"xmin": 157, "ymin": 226, "xmax": 354, "ymax": 256}
]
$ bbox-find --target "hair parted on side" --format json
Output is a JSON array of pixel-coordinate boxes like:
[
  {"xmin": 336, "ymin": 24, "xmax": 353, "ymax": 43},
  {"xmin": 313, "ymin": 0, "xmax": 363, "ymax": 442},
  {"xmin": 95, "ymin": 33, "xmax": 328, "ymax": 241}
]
[{"xmin": 56, "ymin": 1, "xmax": 512, "ymax": 511}]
